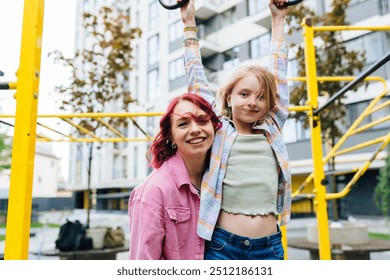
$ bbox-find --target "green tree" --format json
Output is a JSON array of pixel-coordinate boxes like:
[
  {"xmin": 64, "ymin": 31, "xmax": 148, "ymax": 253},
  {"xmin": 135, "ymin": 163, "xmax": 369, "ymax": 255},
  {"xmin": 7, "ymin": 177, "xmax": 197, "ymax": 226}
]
[
  {"xmin": 285, "ymin": 0, "xmax": 366, "ymax": 220},
  {"xmin": 50, "ymin": 6, "xmax": 141, "ymax": 227},
  {"xmin": 0, "ymin": 133, "xmax": 12, "ymax": 171},
  {"xmin": 374, "ymin": 153, "xmax": 390, "ymax": 218}
]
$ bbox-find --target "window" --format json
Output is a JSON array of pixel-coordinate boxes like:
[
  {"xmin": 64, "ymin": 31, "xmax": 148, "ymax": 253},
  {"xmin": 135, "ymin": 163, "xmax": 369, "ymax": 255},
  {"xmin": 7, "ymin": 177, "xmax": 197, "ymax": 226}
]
[
  {"xmin": 349, "ymin": 0, "xmax": 368, "ymax": 5},
  {"xmin": 346, "ymin": 101, "xmax": 370, "ymax": 128},
  {"xmin": 122, "ymin": 155, "xmax": 128, "ymax": 178},
  {"xmin": 133, "ymin": 146, "xmax": 138, "ymax": 177},
  {"xmin": 248, "ymin": 0, "xmax": 268, "ymax": 16},
  {"xmin": 371, "ymin": 97, "xmax": 390, "ymax": 129},
  {"xmin": 113, "ymin": 154, "xmax": 120, "ymax": 179},
  {"xmin": 147, "ymin": 107, "xmax": 159, "ymax": 137},
  {"xmin": 98, "ymin": 154, "xmax": 102, "ymax": 182},
  {"xmin": 221, "ymin": 7, "xmax": 237, "ymax": 27},
  {"xmin": 148, "ymin": 35, "xmax": 159, "ymax": 66},
  {"xmin": 134, "ymin": 75, "xmax": 139, "ymax": 100},
  {"xmin": 346, "ymin": 32, "xmax": 383, "ymax": 64},
  {"xmin": 287, "ymin": 59, "xmax": 299, "ymax": 87},
  {"xmin": 283, "ymin": 118, "xmax": 310, "ymax": 143},
  {"xmin": 250, "ymin": 33, "xmax": 271, "ymax": 59},
  {"xmin": 346, "ymin": 33, "xmax": 382, "ymax": 65},
  {"xmin": 223, "ymin": 47, "xmax": 240, "ymax": 70},
  {"xmin": 346, "ymin": 97, "xmax": 390, "ymax": 130},
  {"xmin": 76, "ymin": 145, "xmax": 83, "ymax": 184},
  {"xmin": 147, "ymin": 68, "xmax": 160, "ymax": 100},
  {"xmin": 345, "ymin": 32, "xmax": 385, "ymax": 77},
  {"xmin": 169, "ymin": 58, "xmax": 185, "ymax": 80},
  {"xmin": 76, "ymin": 160, "xmax": 82, "ymax": 184},
  {"xmin": 149, "ymin": 1, "xmax": 159, "ymax": 30},
  {"xmin": 169, "ymin": 20, "xmax": 183, "ymax": 42},
  {"xmin": 379, "ymin": 0, "xmax": 390, "ymax": 14}
]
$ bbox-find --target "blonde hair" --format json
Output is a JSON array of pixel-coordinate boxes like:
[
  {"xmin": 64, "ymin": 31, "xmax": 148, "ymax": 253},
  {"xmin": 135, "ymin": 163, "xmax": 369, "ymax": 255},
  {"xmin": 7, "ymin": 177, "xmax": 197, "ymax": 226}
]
[{"xmin": 218, "ymin": 65, "xmax": 278, "ymax": 118}]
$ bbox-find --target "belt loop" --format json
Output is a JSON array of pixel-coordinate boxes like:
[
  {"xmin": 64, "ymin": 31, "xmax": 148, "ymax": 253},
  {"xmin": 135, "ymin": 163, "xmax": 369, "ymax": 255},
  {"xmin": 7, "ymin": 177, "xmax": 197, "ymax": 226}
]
[
  {"xmin": 266, "ymin": 235, "xmax": 271, "ymax": 246},
  {"xmin": 228, "ymin": 232, "xmax": 235, "ymax": 244}
]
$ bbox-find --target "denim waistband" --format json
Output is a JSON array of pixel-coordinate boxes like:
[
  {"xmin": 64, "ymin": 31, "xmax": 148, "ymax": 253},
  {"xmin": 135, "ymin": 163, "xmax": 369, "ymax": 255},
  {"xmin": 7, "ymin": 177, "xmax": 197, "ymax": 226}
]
[{"xmin": 212, "ymin": 225, "xmax": 281, "ymax": 248}]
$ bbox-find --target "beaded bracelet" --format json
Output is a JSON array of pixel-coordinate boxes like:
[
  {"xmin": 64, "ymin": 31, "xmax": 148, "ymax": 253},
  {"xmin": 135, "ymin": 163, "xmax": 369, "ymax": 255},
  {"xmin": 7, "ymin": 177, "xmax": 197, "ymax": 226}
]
[
  {"xmin": 183, "ymin": 37, "xmax": 199, "ymax": 47},
  {"xmin": 184, "ymin": 26, "xmax": 198, "ymax": 33}
]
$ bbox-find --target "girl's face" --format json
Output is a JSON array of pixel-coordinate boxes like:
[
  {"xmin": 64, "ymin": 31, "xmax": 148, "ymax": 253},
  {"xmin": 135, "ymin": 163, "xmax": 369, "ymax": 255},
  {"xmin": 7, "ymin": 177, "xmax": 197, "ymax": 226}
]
[
  {"xmin": 170, "ymin": 100, "xmax": 215, "ymax": 161},
  {"xmin": 227, "ymin": 74, "xmax": 267, "ymax": 134}
]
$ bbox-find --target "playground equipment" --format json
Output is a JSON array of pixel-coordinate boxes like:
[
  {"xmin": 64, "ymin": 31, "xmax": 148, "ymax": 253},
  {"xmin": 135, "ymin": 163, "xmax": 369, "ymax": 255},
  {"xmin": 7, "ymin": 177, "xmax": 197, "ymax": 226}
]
[{"xmin": 1, "ymin": 0, "xmax": 389, "ymax": 260}]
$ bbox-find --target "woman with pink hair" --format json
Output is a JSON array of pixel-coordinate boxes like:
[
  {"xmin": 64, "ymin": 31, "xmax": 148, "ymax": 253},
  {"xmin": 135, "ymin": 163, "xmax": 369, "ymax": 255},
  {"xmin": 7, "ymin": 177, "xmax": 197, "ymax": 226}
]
[{"xmin": 128, "ymin": 93, "xmax": 221, "ymax": 259}]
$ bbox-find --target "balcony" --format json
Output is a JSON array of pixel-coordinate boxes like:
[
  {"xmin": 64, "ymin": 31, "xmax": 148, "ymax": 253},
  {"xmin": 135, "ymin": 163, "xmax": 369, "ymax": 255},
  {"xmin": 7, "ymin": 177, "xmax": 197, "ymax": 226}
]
[
  {"xmin": 196, "ymin": 0, "xmax": 243, "ymax": 20},
  {"xmin": 195, "ymin": 0, "xmax": 219, "ymax": 20}
]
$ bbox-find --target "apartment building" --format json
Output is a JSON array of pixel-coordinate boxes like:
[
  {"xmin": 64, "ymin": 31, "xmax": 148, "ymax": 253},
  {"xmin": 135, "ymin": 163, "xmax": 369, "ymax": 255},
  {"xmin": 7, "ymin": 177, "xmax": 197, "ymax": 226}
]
[{"xmin": 68, "ymin": 0, "xmax": 390, "ymax": 217}]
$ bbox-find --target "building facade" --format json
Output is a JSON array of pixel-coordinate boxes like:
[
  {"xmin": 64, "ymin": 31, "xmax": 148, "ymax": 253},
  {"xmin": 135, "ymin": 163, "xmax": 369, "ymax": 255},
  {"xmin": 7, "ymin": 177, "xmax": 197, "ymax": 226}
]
[
  {"xmin": 0, "ymin": 143, "xmax": 71, "ymax": 212},
  {"xmin": 68, "ymin": 0, "xmax": 390, "ymax": 217}
]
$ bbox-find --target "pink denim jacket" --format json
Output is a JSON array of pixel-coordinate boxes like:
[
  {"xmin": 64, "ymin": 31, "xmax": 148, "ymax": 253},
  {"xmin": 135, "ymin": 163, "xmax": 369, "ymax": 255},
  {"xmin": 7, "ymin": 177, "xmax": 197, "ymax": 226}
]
[{"xmin": 128, "ymin": 152, "xmax": 205, "ymax": 260}]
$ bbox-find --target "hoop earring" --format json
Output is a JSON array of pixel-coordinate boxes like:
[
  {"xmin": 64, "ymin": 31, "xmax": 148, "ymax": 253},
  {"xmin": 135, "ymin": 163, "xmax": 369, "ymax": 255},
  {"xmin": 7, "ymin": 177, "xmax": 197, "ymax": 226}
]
[{"xmin": 171, "ymin": 143, "xmax": 177, "ymax": 149}]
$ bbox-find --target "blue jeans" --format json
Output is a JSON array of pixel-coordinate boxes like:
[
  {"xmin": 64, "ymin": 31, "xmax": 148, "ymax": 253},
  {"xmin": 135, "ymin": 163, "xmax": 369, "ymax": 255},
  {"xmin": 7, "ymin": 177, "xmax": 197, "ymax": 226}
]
[{"xmin": 204, "ymin": 226, "xmax": 284, "ymax": 260}]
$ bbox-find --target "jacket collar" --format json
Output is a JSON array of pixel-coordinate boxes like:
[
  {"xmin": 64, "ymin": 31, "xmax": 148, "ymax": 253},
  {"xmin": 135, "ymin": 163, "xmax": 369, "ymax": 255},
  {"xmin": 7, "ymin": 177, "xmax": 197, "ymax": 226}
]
[{"xmin": 167, "ymin": 152, "xmax": 191, "ymax": 189}]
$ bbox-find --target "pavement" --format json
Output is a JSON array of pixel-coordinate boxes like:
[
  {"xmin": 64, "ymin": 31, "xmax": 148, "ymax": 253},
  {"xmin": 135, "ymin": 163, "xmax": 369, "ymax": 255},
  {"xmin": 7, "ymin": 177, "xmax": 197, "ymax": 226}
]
[{"xmin": 1, "ymin": 210, "xmax": 389, "ymax": 260}]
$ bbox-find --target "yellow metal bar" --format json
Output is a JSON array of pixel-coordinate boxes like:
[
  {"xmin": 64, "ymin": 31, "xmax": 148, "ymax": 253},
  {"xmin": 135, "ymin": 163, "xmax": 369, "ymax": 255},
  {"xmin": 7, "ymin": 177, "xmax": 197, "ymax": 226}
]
[
  {"xmin": 352, "ymin": 115, "xmax": 390, "ymax": 135},
  {"xmin": 313, "ymin": 26, "xmax": 390, "ymax": 32},
  {"xmin": 0, "ymin": 111, "xmax": 165, "ymax": 118},
  {"xmin": 281, "ymin": 225, "xmax": 288, "ymax": 260},
  {"xmin": 316, "ymin": 76, "xmax": 386, "ymax": 84},
  {"xmin": 5, "ymin": 0, "xmax": 45, "ymax": 260},
  {"xmin": 62, "ymin": 118, "xmax": 103, "ymax": 141},
  {"xmin": 368, "ymin": 98, "xmax": 390, "ymax": 115},
  {"xmin": 333, "ymin": 136, "xmax": 386, "ymax": 157},
  {"xmin": 320, "ymin": 88, "xmax": 388, "ymax": 166},
  {"xmin": 326, "ymin": 132, "xmax": 390, "ymax": 200},
  {"xmin": 329, "ymin": 168, "xmax": 359, "ymax": 177},
  {"xmin": 9, "ymin": 82, "xmax": 17, "ymax": 90},
  {"xmin": 289, "ymin": 105, "xmax": 311, "ymax": 112},
  {"xmin": 36, "ymin": 133, "xmax": 51, "ymax": 141},
  {"xmin": 0, "ymin": 81, "xmax": 17, "ymax": 90},
  {"xmin": 48, "ymin": 112, "xmax": 163, "ymax": 118},
  {"xmin": 95, "ymin": 117, "xmax": 127, "ymax": 140},
  {"xmin": 288, "ymin": 76, "xmax": 386, "ymax": 84},
  {"xmin": 302, "ymin": 18, "xmax": 331, "ymax": 260},
  {"xmin": 36, "ymin": 137, "xmax": 153, "ymax": 143}
]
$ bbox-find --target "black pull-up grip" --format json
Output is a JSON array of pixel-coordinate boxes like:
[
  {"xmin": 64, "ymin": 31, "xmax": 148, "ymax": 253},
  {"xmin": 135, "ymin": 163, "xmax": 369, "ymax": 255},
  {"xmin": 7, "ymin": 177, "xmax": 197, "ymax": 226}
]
[
  {"xmin": 158, "ymin": 0, "xmax": 189, "ymax": 10},
  {"xmin": 158, "ymin": 0, "xmax": 303, "ymax": 10},
  {"xmin": 283, "ymin": 0, "xmax": 304, "ymax": 7}
]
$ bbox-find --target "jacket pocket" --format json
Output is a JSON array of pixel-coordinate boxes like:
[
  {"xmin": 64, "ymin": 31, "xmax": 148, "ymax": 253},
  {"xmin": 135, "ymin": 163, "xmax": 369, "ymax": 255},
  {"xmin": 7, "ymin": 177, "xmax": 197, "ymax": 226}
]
[{"xmin": 165, "ymin": 207, "xmax": 191, "ymax": 250}]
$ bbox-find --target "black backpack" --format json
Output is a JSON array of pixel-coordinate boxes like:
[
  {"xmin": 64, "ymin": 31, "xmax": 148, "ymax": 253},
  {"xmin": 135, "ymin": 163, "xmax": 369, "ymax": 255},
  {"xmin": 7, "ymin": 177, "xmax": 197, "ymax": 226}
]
[{"xmin": 55, "ymin": 219, "xmax": 93, "ymax": 252}]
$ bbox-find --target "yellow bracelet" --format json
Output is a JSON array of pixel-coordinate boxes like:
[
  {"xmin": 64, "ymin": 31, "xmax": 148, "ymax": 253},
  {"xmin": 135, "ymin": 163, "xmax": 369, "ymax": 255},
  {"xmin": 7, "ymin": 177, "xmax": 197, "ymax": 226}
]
[{"xmin": 184, "ymin": 26, "xmax": 198, "ymax": 33}]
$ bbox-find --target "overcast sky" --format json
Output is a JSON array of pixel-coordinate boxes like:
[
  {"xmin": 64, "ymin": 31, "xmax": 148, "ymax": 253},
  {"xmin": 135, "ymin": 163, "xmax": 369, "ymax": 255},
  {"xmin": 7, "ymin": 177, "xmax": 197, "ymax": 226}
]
[
  {"xmin": 0, "ymin": 0, "xmax": 78, "ymax": 180},
  {"xmin": 0, "ymin": 0, "xmax": 77, "ymax": 114}
]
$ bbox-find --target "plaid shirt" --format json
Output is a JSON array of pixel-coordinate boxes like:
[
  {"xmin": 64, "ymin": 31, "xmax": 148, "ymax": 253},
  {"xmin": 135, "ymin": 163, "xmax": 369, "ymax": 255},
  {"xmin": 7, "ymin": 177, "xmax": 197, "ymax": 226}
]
[{"xmin": 184, "ymin": 39, "xmax": 291, "ymax": 241}]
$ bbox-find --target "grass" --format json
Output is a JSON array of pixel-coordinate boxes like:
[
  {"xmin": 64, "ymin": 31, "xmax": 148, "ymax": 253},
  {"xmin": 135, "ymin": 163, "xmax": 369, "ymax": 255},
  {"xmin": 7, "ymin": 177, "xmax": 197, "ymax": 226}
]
[
  {"xmin": 0, "ymin": 221, "xmax": 60, "ymax": 229},
  {"xmin": 369, "ymin": 232, "xmax": 390, "ymax": 240},
  {"xmin": 0, "ymin": 221, "xmax": 60, "ymax": 242}
]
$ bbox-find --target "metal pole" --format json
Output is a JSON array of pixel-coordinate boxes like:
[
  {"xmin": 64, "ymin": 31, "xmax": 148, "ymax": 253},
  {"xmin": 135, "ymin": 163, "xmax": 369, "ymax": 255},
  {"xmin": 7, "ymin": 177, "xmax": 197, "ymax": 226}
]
[
  {"xmin": 4, "ymin": 0, "xmax": 45, "ymax": 259},
  {"xmin": 301, "ymin": 17, "xmax": 331, "ymax": 260}
]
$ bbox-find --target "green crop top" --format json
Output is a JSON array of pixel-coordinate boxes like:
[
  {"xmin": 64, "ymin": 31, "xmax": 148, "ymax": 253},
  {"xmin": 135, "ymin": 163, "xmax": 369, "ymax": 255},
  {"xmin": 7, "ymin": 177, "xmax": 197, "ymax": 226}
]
[{"xmin": 221, "ymin": 133, "xmax": 279, "ymax": 216}]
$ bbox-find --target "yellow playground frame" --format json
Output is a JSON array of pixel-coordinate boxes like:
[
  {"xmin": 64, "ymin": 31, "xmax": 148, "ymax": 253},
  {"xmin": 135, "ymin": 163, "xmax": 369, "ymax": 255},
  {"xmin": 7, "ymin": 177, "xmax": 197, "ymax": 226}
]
[{"xmin": 1, "ymin": 0, "xmax": 389, "ymax": 260}]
